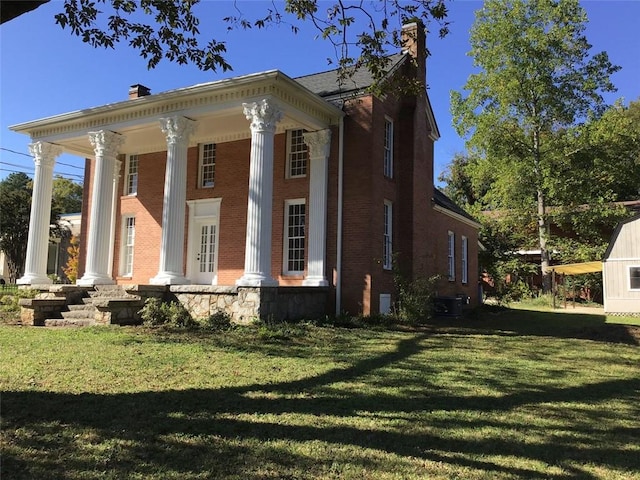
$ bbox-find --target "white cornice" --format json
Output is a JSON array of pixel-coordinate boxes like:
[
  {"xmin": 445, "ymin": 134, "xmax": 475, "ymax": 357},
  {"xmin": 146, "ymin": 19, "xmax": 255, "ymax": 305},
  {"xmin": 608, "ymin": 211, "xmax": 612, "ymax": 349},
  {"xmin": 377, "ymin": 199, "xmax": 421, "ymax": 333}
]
[
  {"xmin": 10, "ymin": 70, "xmax": 344, "ymax": 141},
  {"xmin": 433, "ymin": 203, "xmax": 481, "ymax": 229}
]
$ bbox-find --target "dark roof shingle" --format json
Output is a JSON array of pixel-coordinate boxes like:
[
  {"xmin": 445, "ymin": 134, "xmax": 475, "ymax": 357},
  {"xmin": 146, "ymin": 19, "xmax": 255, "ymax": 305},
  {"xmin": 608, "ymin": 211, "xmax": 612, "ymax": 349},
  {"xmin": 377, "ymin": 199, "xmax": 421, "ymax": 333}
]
[{"xmin": 294, "ymin": 53, "xmax": 406, "ymax": 99}]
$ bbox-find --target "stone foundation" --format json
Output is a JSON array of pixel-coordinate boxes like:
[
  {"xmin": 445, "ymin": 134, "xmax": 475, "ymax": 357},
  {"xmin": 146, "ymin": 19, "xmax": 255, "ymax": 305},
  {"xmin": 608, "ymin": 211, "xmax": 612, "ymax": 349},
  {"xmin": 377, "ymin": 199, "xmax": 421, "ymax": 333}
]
[
  {"xmin": 19, "ymin": 284, "xmax": 329, "ymax": 326},
  {"xmin": 169, "ymin": 285, "xmax": 329, "ymax": 324}
]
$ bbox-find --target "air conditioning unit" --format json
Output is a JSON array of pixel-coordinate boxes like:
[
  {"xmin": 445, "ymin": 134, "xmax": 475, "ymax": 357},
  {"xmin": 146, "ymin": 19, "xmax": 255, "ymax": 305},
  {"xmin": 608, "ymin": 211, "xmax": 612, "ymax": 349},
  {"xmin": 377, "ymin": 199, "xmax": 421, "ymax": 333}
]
[{"xmin": 434, "ymin": 296, "xmax": 463, "ymax": 317}]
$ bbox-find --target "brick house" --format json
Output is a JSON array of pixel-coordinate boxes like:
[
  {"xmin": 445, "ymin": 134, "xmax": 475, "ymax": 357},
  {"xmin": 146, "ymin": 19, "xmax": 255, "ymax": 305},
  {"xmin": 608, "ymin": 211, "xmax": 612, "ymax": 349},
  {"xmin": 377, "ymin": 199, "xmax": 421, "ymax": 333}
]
[{"xmin": 12, "ymin": 23, "xmax": 479, "ymax": 320}]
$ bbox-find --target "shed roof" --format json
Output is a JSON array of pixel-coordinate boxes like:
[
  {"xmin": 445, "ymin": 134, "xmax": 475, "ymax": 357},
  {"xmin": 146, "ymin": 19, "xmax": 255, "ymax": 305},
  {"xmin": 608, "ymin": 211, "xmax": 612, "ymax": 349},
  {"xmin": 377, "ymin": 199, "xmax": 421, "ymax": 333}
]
[{"xmin": 547, "ymin": 261, "xmax": 603, "ymax": 275}]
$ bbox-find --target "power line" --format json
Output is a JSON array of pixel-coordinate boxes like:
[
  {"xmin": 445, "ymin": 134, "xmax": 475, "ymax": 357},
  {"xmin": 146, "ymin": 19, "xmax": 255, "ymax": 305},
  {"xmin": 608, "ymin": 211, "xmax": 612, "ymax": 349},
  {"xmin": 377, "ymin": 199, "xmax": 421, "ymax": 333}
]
[
  {"xmin": 0, "ymin": 147, "xmax": 85, "ymax": 170},
  {"xmin": 0, "ymin": 165, "xmax": 84, "ymax": 182}
]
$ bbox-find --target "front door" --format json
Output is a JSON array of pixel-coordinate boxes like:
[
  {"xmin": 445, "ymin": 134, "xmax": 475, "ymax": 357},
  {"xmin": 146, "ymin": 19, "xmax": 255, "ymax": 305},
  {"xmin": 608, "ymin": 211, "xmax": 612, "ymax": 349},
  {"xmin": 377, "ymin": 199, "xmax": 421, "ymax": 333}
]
[
  {"xmin": 193, "ymin": 221, "xmax": 217, "ymax": 284},
  {"xmin": 187, "ymin": 199, "xmax": 221, "ymax": 285}
]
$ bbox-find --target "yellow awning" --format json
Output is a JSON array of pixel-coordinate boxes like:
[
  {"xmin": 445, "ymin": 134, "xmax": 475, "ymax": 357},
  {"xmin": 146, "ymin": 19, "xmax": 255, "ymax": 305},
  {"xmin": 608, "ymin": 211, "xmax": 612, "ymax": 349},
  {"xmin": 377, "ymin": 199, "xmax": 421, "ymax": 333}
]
[{"xmin": 547, "ymin": 261, "xmax": 602, "ymax": 275}]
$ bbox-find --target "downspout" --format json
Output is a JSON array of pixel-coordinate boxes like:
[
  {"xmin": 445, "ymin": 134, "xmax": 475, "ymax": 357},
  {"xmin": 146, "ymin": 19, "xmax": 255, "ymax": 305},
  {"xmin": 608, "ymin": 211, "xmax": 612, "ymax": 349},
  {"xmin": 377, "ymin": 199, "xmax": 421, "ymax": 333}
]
[{"xmin": 335, "ymin": 115, "xmax": 344, "ymax": 317}]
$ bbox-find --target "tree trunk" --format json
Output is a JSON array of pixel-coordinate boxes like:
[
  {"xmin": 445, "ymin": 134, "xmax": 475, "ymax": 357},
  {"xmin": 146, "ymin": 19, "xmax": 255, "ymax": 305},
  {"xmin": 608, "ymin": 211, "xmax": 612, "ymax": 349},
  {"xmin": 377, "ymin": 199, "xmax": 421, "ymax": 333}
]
[
  {"xmin": 538, "ymin": 189, "xmax": 551, "ymax": 293},
  {"xmin": 533, "ymin": 128, "xmax": 551, "ymax": 293}
]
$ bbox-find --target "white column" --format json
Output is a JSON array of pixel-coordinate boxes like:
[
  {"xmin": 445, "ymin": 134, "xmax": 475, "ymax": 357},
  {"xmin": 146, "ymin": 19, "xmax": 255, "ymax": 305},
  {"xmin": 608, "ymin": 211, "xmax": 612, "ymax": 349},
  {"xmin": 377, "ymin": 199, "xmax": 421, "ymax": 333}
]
[
  {"xmin": 78, "ymin": 130, "xmax": 124, "ymax": 286},
  {"xmin": 108, "ymin": 159, "xmax": 122, "ymax": 277},
  {"xmin": 150, "ymin": 116, "xmax": 196, "ymax": 285},
  {"xmin": 302, "ymin": 129, "xmax": 332, "ymax": 287},
  {"xmin": 17, "ymin": 142, "xmax": 63, "ymax": 285},
  {"xmin": 236, "ymin": 99, "xmax": 283, "ymax": 287}
]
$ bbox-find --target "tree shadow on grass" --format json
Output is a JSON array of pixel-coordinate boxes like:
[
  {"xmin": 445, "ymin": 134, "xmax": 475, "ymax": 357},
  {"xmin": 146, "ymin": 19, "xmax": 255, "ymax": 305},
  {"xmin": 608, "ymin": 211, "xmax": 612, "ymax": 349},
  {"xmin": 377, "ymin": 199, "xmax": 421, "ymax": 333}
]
[
  {"xmin": 3, "ymin": 333, "xmax": 639, "ymax": 479},
  {"xmin": 428, "ymin": 306, "xmax": 640, "ymax": 346}
]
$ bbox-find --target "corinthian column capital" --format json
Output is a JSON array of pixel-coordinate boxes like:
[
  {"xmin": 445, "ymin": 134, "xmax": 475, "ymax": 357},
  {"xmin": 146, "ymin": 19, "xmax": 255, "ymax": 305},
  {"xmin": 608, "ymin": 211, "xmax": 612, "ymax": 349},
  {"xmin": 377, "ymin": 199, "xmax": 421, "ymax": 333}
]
[
  {"xmin": 28, "ymin": 142, "xmax": 63, "ymax": 167},
  {"xmin": 160, "ymin": 116, "xmax": 196, "ymax": 145},
  {"xmin": 89, "ymin": 130, "xmax": 124, "ymax": 157},
  {"xmin": 243, "ymin": 99, "xmax": 283, "ymax": 133},
  {"xmin": 303, "ymin": 129, "xmax": 332, "ymax": 158}
]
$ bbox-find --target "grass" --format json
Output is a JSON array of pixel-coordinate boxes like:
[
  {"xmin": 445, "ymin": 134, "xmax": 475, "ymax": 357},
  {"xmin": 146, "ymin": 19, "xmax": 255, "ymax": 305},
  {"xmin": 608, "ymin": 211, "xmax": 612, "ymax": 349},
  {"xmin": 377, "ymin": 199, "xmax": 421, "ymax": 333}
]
[{"xmin": 1, "ymin": 307, "xmax": 639, "ymax": 479}]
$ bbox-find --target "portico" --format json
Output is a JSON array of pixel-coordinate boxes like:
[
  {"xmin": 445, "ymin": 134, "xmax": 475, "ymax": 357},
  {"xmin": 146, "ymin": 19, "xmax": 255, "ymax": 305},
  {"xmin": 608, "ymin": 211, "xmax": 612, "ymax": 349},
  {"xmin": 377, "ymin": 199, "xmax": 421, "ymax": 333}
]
[{"xmin": 12, "ymin": 71, "xmax": 342, "ymax": 293}]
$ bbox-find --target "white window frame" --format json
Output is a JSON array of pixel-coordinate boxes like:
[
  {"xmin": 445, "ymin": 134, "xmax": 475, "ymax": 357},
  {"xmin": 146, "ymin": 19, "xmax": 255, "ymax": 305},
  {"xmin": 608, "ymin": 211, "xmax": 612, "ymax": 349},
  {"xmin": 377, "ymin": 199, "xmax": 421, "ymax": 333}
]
[
  {"xmin": 120, "ymin": 216, "xmax": 135, "ymax": 277},
  {"xmin": 629, "ymin": 266, "xmax": 640, "ymax": 291},
  {"xmin": 461, "ymin": 235, "xmax": 468, "ymax": 284},
  {"xmin": 283, "ymin": 199, "xmax": 306, "ymax": 275},
  {"xmin": 286, "ymin": 129, "xmax": 308, "ymax": 179},
  {"xmin": 383, "ymin": 117, "xmax": 394, "ymax": 178},
  {"xmin": 198, "ymin": 143, "xmax": 216, "ymax": 188},
  {"xmin": 448, "ymin": 231, "xmax": 455, "ymax": 281},
  {"xmin": 124, "ymin": 154, "xmax": 138, "ymax": 196},
  {"xmin": 383, "ymin": 200, "xmax": 393, "ymax": 270}
]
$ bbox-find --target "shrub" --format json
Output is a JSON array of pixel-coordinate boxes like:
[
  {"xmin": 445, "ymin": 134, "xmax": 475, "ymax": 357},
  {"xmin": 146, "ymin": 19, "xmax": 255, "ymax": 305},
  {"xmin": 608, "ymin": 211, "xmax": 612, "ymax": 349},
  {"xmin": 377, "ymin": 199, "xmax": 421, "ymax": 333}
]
[
  {"xmin": 138, "ymin": 298, "xmax": 196, "ymax": 329},
  {"xmin": 0, "ymin": 288, "xmax": 37, "ymax": 313},
  {"xmin": 395, "ymin": 273, "xmax": 439, "ymax": 324},
  {"xmin": 201, "ymin": 310, "xmax": 233, "ymax": 331}
]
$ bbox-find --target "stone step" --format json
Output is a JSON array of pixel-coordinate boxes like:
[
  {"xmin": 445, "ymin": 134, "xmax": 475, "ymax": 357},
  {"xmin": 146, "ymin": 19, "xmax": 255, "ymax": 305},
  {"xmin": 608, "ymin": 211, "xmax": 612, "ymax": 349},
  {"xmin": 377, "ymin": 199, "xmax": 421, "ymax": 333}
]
[
  {"xmin": 89, "ymin": 285, "xmax": 136, "ymax": 299},
  {"xmin": 67, "ymin": 304, "xmax": 95, "ymax": 312},
  {"xmin": 45, "ymin": 318, "xmax": 96, "ymax": 327},
  {"xmin": 61, "ymin": 310, "xmax": 96, "ymax": 320}
]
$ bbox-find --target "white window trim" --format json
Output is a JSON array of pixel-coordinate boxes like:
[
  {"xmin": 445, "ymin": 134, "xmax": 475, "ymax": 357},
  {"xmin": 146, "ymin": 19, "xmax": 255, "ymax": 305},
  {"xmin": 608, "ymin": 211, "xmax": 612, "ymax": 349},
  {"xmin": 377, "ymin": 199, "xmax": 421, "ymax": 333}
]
[
  {"xmin": 119, "ymin": 216, "xmax": 135, "ymax": 277},
  {"xmin": 383, "ymin": 200, "xmax": 393, "ymax": 270},
  {"xmin": 629, "ymin": 265, "xmax": 640, "ymax": 291},
  {"xmin": 286, "ymin": 129, "xmax": 308, "ymax": 179},
  {"xmin": 283, "ymin": 198, "xmax": 306, "ymax": 276},
  {"xmin": 383, "ymin": 117, "xmax": 394, "ymax": 179},
  {"xmin": 448, "ymin": 231, "xmax": 455, "ymax": 281},
  {"xmin": 461, "ymin": 235, "xmax": 468, "ymax": 284},
  {"xmin": 124, "ymin": 154, "xmax": 138, "ymax": 196},
  {"xmin": 198, "ymin": 143, "xmax": 216, "ymax": 189}
]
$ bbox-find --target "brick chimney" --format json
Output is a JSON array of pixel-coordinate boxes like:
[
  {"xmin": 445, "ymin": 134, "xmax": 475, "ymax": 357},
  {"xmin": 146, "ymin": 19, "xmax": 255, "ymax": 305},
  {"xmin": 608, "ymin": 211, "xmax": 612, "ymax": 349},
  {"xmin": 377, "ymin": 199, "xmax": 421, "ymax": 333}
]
[
  {"xmin": 401, "ymin": 21, "xmax": 426, "ymax": 85},
  {"xmin": 128, "ymin": 84, "xmax": 151, "ymax": 99}
]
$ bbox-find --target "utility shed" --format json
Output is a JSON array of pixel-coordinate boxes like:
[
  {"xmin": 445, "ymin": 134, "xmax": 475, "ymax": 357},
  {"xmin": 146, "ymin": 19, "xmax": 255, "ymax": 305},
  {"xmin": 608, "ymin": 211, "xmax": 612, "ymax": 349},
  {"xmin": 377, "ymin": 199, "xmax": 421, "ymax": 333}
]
[{"xmin": 603, "ymin": 215, "xmax": 640, "ymax": 314}]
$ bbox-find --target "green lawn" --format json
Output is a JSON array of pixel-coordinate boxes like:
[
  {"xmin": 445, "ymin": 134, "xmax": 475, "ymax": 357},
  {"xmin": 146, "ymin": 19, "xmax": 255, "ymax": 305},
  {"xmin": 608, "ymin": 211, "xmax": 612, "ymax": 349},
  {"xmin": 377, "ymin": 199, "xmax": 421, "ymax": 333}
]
[{"xmin": 1, "ymin": 308, "xmax": 639, "ymax": 479}]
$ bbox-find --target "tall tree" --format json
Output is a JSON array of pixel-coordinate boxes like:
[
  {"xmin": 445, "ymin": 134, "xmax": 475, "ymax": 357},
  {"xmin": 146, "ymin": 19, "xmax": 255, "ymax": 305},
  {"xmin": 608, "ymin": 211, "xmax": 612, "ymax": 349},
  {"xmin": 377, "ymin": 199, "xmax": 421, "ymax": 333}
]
[
  {"xmin": 451, "ymin": 0, "xmax": 620, "ymax": 292},
  {"xmin": 0, "ymin": 173, "xmax": 32, "ymax": 282},
  {"xmin": 52, "ymin": 177, "xmax": 83, "ymax": 217},
  {"xmin": 3, "ymin": 0, "xmax": 449, "ymax": 89},
  {"xmin": 0, "ymin": 174, "xmax": 82, "ymax": 282}
]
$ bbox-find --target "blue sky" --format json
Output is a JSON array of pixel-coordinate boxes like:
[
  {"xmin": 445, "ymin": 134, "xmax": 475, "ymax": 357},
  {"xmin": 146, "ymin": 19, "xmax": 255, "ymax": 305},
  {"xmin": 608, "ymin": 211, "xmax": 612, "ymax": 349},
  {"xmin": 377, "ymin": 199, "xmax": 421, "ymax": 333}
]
[{"xmin": 1, "ymin": 0, "xmax": 639, "ymax": 185}]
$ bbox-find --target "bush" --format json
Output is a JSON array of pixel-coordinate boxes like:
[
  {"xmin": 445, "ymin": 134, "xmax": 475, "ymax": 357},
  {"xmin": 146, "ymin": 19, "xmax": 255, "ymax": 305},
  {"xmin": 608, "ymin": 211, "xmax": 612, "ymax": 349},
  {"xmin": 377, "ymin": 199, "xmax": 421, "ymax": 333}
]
[
  {"xmin": 138, "ymin": 298, "xmax": 197, "ymax": 329},
  {"xmin": 0, "ymin": 288, "xmax": 37, "ymax": 313},
  {"xmin": 200, "ymin": 310, "xmax": 233, "ymax": 331},
  {"xmin": 395, "ymin": 274, "xmax": 439, "ymax": 324}
]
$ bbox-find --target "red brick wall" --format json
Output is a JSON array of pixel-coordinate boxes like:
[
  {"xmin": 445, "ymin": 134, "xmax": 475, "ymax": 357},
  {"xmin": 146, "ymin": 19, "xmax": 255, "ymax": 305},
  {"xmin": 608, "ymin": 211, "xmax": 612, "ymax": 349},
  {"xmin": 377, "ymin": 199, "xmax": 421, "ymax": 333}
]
[
  {"xmin": 79, "ymin": 91, "xmax": 478, "ymax": 315},
  {"xmin": 429, "ymin": 209, "xmax": 480, "ymax": 304}
]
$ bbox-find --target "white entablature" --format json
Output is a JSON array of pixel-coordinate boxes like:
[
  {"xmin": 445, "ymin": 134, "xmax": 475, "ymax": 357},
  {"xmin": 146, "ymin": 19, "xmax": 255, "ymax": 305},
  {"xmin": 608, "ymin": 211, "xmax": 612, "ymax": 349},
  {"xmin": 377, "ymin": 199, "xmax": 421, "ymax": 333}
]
[{"xmin": 10, "ymin": 70, "xmax": 344, "ymax": 158}]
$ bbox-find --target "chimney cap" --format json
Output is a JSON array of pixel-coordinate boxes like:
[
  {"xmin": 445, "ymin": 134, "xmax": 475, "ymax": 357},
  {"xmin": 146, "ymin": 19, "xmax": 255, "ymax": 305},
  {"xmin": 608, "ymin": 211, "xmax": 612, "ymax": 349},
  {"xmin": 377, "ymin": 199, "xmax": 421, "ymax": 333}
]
[{"xmin": 128, "ymin": 84, "xmax": 151, "ymax": 98}]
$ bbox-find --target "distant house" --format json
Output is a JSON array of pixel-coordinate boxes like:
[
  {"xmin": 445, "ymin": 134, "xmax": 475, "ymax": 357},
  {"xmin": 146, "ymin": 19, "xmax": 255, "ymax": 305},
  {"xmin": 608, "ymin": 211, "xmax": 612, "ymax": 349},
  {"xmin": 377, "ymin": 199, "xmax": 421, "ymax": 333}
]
[
  {"xmin": 48, "ymin": 213, "xmax": 81, "ymax": 282},
  {"xmin": 603, "ymin": 215, "xmax": 640, "ymax": 314},
  {"xmin": 0, "ymin": 213, "xmax": 80, "ymax": 284},
  {"xmin": 11, "ymin": 22, "xmax": 479, "ymax": 320}
]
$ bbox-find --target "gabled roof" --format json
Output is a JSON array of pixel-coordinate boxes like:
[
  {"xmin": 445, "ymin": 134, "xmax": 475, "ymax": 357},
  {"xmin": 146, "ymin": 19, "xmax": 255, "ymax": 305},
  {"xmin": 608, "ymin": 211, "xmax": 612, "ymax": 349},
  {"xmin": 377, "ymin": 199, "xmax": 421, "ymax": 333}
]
[
  {"xmin": 433, "ymin": 189, "xmax": 481, "ymax": 229},
  {"xmin": 603, "ymin": 214, "xmax": 640, "ymax": 260},
  {"xmin": 295, "ymin": 53, "xmax": 406, "ymax": 100},
  {"xmin": 294, "ymin": 52, "xmax": 440, "ymax": 140}
]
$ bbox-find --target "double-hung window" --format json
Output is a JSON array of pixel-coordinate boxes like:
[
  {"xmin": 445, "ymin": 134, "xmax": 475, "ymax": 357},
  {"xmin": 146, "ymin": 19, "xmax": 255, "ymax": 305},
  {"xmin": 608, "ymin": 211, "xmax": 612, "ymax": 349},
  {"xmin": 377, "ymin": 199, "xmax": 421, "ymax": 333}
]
[
  {"xmin": 124, "ymin": 155, "xmax": 138, "ymax": 195},
  {"xmin": 383, "ymin": 117, "xmax": 394, "ymax": 178},
  {"xmin": 286, "ymin": 129, "xmax": 308, "ymax": 178},
  {"xmin": 383, "ymin": 200, "xmax": 393, "ymax": 270},
  {"xmin": 448, "ymin": 231, "xmax": 455, "ymax": 281},
  {"xmin": 120, "ymin": 216, "xmax": 135, "ymax": 277},
  {"xmin": 629, "ymin": 266, "xmax": 640, "ymax": 290},
  {"xmin": 284, "ymin": 199, "xmax": 306, "ymax": 275},
  {"xmin": 199, "ymin": 143, "xmax": 216, "ymax": 188},
  {"xmin": 461, "ymin": 235, "xmax": 468, "ymax": 284}
]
